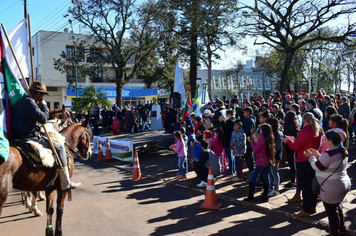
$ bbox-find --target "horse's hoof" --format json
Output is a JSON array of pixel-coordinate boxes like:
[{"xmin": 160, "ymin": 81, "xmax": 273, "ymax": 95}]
[
  {"xmin": 46, "ymin": 227, "xmax": 54, "ymax": 236},
  {"xmin": 34, "ymin": 211, "xmax": 44, "ymax": 217}
]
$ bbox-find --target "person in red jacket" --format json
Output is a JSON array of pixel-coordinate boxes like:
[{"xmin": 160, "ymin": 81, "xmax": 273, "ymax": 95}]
[
  {"xmin": 112, "ymin": 116, "xmax": 121, "ymax": 135},
  {"xmin": 283, "ymin": 112, "xmax": 322, "ymax": 217}
]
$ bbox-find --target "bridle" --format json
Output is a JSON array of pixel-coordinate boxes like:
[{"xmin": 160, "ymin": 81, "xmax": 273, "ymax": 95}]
[{"xmin": 64, "ymin": 126, "xmax": 91, "ymax": 161}]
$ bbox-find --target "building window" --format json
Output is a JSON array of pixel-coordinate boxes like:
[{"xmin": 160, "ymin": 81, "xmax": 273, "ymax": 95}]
[
  {"xmin": 223, "ymin": 76, "xmax": 228, "ymax": 88},
  {"xmin": 66, "ymin": 66, "xmax": 85, "ymax": 83},
  {"xmin": 91, "ymin": 67, "xmax": 103, "ymax": 82},
  {"xmin": 88, "ymin": 48, "xmax": 103, "ymax": 62},
  {"xmin": 66, "ymin": 45, "xmax": 84, "ymax": 62},
  {"xmin": 214, "ymin": 75, "xmax": 220, "ymax": 89},
  {"xmin": 54, "ymin": 102, "xmax": 60, "ymax": 109},
  {"xmin": 233, "ymin": 80, "xmax": 238, "ymax": 90},
  {"xmin": 47, "ymin": 87, "xmax": 58, "ymax": 91}
]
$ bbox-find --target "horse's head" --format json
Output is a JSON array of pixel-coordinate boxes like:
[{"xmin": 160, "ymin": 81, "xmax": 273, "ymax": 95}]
[
  {"xmin": 77, "ymin": 119, "xmax": 92, "ymax": 160},
  {"xmin": 49, "ymin": 105, "xmax": 73, "ymax": 120},
  {"xmin": 61, "ymin": 119, "xmax": 92, "ymax": 161}
]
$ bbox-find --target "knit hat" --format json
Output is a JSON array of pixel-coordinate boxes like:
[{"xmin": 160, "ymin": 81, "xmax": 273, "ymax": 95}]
[{"xmin": 204, "ymin": 130, "xmax": 212, "ymax": 139}]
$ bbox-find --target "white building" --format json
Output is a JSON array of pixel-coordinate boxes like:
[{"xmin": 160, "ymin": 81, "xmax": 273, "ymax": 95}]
[
  {"xmin": 31, "ymin": 30, "xmax": 156, "ymax": 109},
  {"xmin": 198, "ymin": 60, "xmax": 276, "ymax": 101}
]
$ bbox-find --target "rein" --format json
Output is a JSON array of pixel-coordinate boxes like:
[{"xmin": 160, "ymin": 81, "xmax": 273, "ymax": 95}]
[{"xmin": 64, "ymin": 126, "xmax": 91, "ymax": 161}]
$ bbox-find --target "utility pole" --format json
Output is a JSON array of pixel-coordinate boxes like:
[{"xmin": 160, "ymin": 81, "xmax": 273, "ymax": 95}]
[{"xmin": 24, "ymin": 0, "xmax": 27, "ymax": 18}]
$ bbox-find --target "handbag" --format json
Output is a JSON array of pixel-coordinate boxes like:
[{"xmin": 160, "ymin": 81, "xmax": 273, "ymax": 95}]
[{"xmin": 312, "ymin": 158, "xmax": 343, "ymax": 195}]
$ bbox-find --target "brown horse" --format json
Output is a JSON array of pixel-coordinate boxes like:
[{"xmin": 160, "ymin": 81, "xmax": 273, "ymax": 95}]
[
  {"xmin": 49, "ymin": 104, "xmax": 73, "ymax": 121},
  {"xmin": 0, "ymin": 120, "xmax": 92, "ymax": 236}
]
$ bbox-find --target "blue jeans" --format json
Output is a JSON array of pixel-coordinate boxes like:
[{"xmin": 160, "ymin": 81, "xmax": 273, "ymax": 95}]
[
  {"xmin": 224, "ymin": 147, "xmax": 235, "ymax": 174},
  {"xmin": 177, "ymin": 156, "xmax": 188, "ymax": 175},
  {"xmin": 250, "ymin": 165, "xmax": 270, "ymax": 187},
  {"xmin": 141, "ymin": 121, "xmax": 150, "ymax": 131},
  {"xmin": 269, "ymin": 161, "xmax": 280, "ymax": 191},
  {"xmin": 235, "ymin": 155, "xmax": 244, "ymax": 178}
]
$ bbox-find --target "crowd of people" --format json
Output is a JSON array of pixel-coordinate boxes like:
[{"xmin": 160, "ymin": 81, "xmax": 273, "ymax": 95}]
[
  {"xmin": 75, "ymin": 101, "xmax": 156, "ymax": 135},
  {"xmin": 168, "ymin": 91, "xmax": 355, "ymax": 236}
]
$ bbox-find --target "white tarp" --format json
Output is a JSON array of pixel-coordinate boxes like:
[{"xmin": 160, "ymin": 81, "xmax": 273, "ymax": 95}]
[
  {"xmin": 173, "ymin": 62, "xmax": 186, "ymax": 105},
  {"xmin": 93, "ymin": 136, "xmax": 133, "ymax": 162}
]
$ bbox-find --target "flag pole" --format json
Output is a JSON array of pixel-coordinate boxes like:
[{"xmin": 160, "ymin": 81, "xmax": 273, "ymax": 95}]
[
  {"xmin": 1, "ymin": 23, "xmax": 63, "ymax": 169},
  {"xmin": 27, "ymin": 14, "xmax": 35, "ymax": 83}
]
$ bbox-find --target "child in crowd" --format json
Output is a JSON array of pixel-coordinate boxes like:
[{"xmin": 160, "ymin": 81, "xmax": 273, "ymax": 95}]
[
  {"xmin": 203, "ymin": 130, "xmax": 213, "ymax": 149},
  {"xmin": 192, "ymin": 135, "xmax": 203, "ymax": 161},
  {"xmin": 211, "ymin": 128, "xmax": 225, "ymax": 173},
  {"xmin": 179, "ymin": 127, "xmax": 188, "ymax": 150},
  {"xmin": 230, "ymin": 121, "xmax": 246, "ymax": 181},
  {"xmin": 245, "ymin": 123, "xmax": 275, "ymax": 203},
  {"xmin": 112, "ymin": 116, "xmax": 121, "ymax": 135},
  {"xmin": 186, "ymin": 125, "xmax": 196, "ymax": 167},
  {"xmin": 170, "ymin": 131, "xmax": 188, "ymax": 179}
]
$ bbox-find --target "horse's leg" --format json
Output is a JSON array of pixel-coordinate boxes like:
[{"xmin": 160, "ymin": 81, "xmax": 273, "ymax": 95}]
[
  {"xmin": 0, "ymin": 173, "xmax": 12, "ymax": 216},
  {"xmin": 23, "ymin": 191, "xmax": 32, "ymax": 211},
  {"xmin": 55, "ymin": 190, "xmax": 68, "ymax": 236},
  {"xmin": 37, "ymin": 191, "xmax": 46, "ymax": 201},
  {"xmin": 30, "ymin": 191, "xmax": 43, "ymax": 217},
  {"xmin": 45, "ymin": 190, "xmax": 55, "ymax": 236}
]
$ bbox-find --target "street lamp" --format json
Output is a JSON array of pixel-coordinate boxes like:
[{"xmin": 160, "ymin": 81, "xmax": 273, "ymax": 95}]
[{"xmin": 68, "ymin": 19, "xmax": 78, "ymax": 100}]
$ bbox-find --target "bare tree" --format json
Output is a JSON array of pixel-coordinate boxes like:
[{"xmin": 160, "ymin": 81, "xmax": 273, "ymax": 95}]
[{"xmin": 240, "ymin": 0, "xmax": 356, "ymax": 92}]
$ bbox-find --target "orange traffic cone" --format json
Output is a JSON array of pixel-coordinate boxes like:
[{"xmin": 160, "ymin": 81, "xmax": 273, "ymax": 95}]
[
  {"xmin": 97, "ymin": 140, "xmax": 104, "ymax": 161},
  {"xmin": 104, "ymin": 138, "xmax": 114, "ymax": 162},
  {"xmin": 199, "ymin": 166, "xmax": 221, "ymax": 210},
  {"xmin": 131, "ymin": 151, "xmax": 143, "ymax": 181}
]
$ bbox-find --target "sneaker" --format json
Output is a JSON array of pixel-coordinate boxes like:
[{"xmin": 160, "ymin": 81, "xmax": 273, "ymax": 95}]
[
  {"xmin": 232, "ymin": 177, "xmax": 244, "ymax": 182},
  {"xmin": 196, "ymin": 181, "xmax": 207, "ymax": 187},
  {"xmin": 179, "ymin": 175, "xmax": 187, "ymax": 179},
  {"xmin": 176, "ymin": 174, "xmax": 183, "ymax": 178},
  {"xmin": 224, "ymin": 172, "xmax": 233, "ymax": 177},
  {"xmin": 284, "ymin": 182, "xmax": 296, "ymax": 189},
  {"xmin": 268, "ymin": 189, "xmax": 280, "ymax": 197}
]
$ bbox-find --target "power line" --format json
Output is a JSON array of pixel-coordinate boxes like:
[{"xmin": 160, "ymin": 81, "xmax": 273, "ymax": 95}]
[
  {"xmin": 0, "ymin": 0, "xmax": 22, "ymax": 14},
  {"xmin": 32, "ymin": 1, "xmax": 69, "ymax": 32},
  {"xmin": 32, "ymin": 2, "xmax": 71, "ymax": 33}
]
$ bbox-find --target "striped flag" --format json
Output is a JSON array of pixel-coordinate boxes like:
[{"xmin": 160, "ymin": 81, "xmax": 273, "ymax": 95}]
[
  {"xmin": 192, "ymin": 85, "xmax": 200, "ymax": 115},
  {"xmin": 0, "ymin": 19, "xmax": 29, "ymax": 162}
]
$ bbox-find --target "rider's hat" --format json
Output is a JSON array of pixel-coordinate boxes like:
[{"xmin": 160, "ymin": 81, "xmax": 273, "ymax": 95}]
[{"xmin": 30, "ymin": 81, "xmax": 49, "ymax": 96}]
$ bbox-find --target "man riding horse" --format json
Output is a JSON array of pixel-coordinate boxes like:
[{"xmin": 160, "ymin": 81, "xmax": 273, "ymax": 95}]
[{"xmin": 11, "ymin": 81, "xmax": 81, "ymax": 191}]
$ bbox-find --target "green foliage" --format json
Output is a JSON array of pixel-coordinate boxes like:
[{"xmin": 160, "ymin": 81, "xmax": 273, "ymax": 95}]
[{"xmin": 71, "ymin": 85, "xmax": 112, "ymax": 112}]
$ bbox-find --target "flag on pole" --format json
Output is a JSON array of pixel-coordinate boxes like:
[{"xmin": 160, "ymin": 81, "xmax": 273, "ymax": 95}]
[
  {"xmin": 0, "ymin": 19, "xmax": 29, "ymax": 162},
  {"xmin": 181, "ymin": 86, "xmax": 190, "ymax": 121},
  {"xmin": 192, "ymin": 85, "xmax": 200, "ymax": 115},
  {"xmin": 0, "ymin": 35, "xmax": 9, "ymax": 162},
  {"xmin": 196, "ymin": 84, "xmax": 211, "ymax": 116}
]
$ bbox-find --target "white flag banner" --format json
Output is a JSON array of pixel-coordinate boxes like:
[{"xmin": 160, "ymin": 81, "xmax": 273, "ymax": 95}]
[
  {"xmin": 6, "ymin": 19, "xmax": 30, "ymax": 79},
  {"xmin": 173, "ymin": 62, "xmax": 186, "ymax": 105}
]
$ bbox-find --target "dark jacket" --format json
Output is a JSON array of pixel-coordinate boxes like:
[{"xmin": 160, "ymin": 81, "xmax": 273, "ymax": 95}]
[
  {"xmin": 125, "ymin": 110, "xmax": 136, "ymax": 127},
  {"xmin": 11, "ymin": 95, "xmax": 49, "ymax": 139},
  {"xmin": 242, "ymin": 116, "xmax": 255, "ymax": 137},
  {"xmin": 222, "ymin": 117, "xmax": 235, "ymax": 147},
  {"xmin": 338, "ymin": 103, "xmax": 350, "ymax": 119}
]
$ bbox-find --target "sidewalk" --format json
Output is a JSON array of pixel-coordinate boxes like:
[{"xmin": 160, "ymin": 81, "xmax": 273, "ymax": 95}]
[{"xmin": 89, "ymin": 147, "xmax": 356, "ymax": 235}]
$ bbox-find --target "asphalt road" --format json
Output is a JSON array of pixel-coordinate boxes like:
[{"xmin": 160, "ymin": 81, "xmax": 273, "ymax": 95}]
[{"xmin": 0, "ymin": 160, "xmax": 328, "ymax": 236}]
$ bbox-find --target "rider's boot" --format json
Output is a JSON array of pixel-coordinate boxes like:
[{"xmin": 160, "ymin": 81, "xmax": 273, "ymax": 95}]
[{"xmin": 59, "ymin": 166, "xmax": 81, "ymax": 190}]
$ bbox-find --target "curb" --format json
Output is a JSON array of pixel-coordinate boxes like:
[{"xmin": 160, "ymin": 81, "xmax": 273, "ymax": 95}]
[{"xmin": 88, "ymin": 158, "xmax": 356, "ymax": 235}]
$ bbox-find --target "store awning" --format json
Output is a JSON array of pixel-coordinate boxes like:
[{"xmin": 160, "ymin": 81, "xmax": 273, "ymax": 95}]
[{"xmin": 66, "ymin": 85, "xmax": 157, "ymax": 98}]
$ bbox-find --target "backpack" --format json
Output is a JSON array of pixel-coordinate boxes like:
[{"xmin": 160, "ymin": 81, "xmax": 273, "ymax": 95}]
[{"xmin": 205, "ymin": 150, "xmax": 221, "ymax": 176}]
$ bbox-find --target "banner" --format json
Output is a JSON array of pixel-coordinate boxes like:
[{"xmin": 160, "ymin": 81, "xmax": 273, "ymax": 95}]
[{"xmin": 92, "ymin": 136, "xmax": 133, "ymax": 162}]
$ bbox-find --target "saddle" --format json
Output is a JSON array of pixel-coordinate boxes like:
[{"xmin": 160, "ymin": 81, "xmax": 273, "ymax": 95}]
[{"xmin": 10, "ymin": 139, "xmax": 54, "ymax": 168}]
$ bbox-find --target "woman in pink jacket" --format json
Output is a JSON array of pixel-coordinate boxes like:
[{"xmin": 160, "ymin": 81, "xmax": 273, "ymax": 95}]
[
  {"xmin": 282, "ymin": 112, "xmax": 322, "ymax": 217},
  {"xmin": 244, "ymin": 123, "xmax": 275, "ymax": 202}
]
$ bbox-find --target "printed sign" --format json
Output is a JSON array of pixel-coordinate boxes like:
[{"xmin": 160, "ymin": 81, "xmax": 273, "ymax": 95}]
[{"xmin": 93, "ymin": 136, "xmax": 133, "ymax": 162}]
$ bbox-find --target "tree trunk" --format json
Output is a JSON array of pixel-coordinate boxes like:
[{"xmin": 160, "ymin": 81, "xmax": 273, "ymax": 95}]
[
  {"xmin": 189, "ymin": 1, "xmax": 198, "ymax": 99},
  {"xmin": 115, "ymin": 68, "xmax": 124, "ymax": 108},
  {"xmin": 280, "ymin": 51, "xmax": 294, "ymax": 93}
]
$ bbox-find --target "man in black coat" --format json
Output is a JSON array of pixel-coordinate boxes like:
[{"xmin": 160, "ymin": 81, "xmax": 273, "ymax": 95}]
[{"xmin": 221, "ymin": 109, "xmax": 236, "ymax": 176}]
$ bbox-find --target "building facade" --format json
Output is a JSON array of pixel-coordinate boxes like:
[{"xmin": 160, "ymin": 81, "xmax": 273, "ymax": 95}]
[
  {"xmin": 32, "ymin": 30, "xmax": 156, "ymax": 109},
  {"xmin": 197, "ymin": 60, "xmax": 276, "ymax": 101}
]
